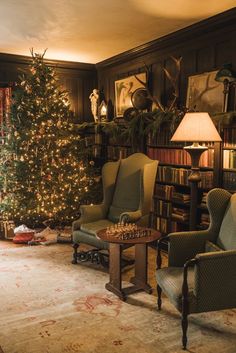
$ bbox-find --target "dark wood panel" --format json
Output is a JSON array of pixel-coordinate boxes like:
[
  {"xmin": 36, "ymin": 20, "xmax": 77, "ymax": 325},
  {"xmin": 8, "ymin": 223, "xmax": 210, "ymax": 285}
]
[
  {"xmin": 196, "ymin": 46, "xmax": 215, "ymax": 73},
  {"xmin": 0, "ymin": 53, "xmax": 97, "ymax": 121},
  {"xmin": 97, "ymin": 8, "xmax": 236, "ymax": 116}
]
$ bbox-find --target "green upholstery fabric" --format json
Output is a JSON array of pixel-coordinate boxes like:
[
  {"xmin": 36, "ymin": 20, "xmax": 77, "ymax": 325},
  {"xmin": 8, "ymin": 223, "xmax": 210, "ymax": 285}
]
[
  {"xmin": 73, "ymin": 230, "xmax": 109, "ymax": 250},
  {"xmin": 156, "ymin": 267, "xmax": 197, "ymax": 313},
  {"xmin": 217, "ymin": 193, "xmax": 236, "ymax": 250},
  {"xmin": 157, "ymin": 187, "xmax": 236, "ymax": 315},
  {"xmin": 194, "ymin": 250, "xmax": 236, "ymax": 312},
  {"xmin": 205, "ymin": 240, "xmax": 222, "ymax": 253},
  {"xmin": 80, "ymin": 219, "xmax": 114, "ymax": 236},
  {"xmin": 72, "ymin": 153, "xmax": 158, "ymax": 249}
]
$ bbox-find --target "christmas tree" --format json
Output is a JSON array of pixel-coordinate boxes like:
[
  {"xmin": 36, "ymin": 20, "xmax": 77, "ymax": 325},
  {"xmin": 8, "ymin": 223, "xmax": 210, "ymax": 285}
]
[{"xmin": 0, "ymin": 50, "xmax": 100, "ymax": 227}]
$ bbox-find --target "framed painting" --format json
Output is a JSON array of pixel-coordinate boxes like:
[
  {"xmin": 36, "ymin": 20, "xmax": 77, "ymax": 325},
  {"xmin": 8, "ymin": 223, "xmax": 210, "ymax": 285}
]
[
  {"xmin": 186, "ymin": 70, "xmax": 223, "ymax": 113},
  {"xmin": 115, "ymin": 73, "xmax": 146, "ymax": 117}
]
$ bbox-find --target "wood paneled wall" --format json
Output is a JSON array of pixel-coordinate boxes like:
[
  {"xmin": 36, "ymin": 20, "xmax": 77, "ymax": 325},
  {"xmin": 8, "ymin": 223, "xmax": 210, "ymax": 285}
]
[
  {"xmin": 0, "ymin": 53, "xmax": 97, "ymax": 122},
  {"xmin": 96, "ymin": 8, "xmax": 236, "ymax": 119}
]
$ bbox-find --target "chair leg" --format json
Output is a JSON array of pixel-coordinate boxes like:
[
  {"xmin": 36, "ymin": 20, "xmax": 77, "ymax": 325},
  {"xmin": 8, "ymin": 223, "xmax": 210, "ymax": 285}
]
[
  {"xmin": 181, "ymin": 307, "xmax": 188, "ymax": 350},
  {"xmin": 72, "ymin": 243, "xmax": 79, "ymax": 264},
  {"xmin": 157, "ymin": 284, "xmax": 162, "ymax": 310}
]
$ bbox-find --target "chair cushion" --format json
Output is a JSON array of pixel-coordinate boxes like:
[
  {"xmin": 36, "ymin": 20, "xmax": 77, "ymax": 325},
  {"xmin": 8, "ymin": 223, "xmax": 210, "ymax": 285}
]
[
  {"xmin": 217, "ymin": 193, "xmax": 236, "ymax": 250},
  {"xmin": 205, "ymin": 240, "xmax": 222, "ymax": 253},
  {"xmin": 108, "ymin": 157, "xmax": 142, "ymax": 222},
  {"xmin": 80, "ymin": 219, "xmax": 114, "ymax": 236},
  {"xmin": 156, "ymin": 267, "xmax": 197, "ymax": 313}
]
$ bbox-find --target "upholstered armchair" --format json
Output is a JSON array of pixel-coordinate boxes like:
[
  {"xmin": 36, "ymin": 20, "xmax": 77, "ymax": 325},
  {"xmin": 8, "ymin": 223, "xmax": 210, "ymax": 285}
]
[
  {"xmin": 156, "ymin": 188, "xmax": 236, "ymax": 350},
  {"xmin": 72, "ymin": 152, "xmax": 158, "ymax": 264}
]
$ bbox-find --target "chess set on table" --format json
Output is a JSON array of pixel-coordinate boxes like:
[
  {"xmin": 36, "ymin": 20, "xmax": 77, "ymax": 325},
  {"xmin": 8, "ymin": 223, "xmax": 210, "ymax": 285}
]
[{"xmin": 106, "ymin": 222, "xmax": 152, "ymax": 240}]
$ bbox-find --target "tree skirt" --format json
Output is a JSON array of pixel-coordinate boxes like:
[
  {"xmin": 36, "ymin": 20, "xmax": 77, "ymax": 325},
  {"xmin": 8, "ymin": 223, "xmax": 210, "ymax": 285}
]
[{"xmin": 0, "ymin": 244, "xmax": 235, "ymax": 353}]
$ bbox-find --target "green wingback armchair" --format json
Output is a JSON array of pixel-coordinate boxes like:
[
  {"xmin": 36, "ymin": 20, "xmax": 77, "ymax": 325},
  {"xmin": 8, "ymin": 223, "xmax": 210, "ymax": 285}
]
[
  {"xmin": 156, "ymin": 188, "xmax": 236, "ymax": 350},
  {"xmin": 72, "ymin": 152, "xmax": 158, "ymax": 264}
]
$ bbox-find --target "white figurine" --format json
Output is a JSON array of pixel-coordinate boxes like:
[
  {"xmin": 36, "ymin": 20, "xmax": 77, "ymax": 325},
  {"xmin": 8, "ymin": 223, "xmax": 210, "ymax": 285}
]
[{"xmin": 89, "ymin": 89, "xmax": 100, "ymax": 123}]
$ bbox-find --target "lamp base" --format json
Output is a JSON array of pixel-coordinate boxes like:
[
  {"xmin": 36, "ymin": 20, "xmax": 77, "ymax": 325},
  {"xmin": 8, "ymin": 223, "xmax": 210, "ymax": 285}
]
[
  {"xmin": 184, "ymin": 144, "xmax": 208, "ymax": 182},
  {"xmin": 184, "ymin": 143, "xmax": 208, "ymax": 230}
]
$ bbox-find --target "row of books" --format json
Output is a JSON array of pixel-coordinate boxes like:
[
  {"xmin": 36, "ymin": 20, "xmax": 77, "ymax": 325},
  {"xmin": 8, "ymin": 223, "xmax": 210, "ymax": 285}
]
[
  {"xmin": 172, "ymin": 207, "xmax": 190, "ymax": 222},
  {"xmin": 154, "ymin": 184, "xmax": 190, "ymax": 204},
  {"xmin": 223, "ymin": 128, "xmax": 236, "ymax": 147},
  {"xmin": 154, "ymin": 199, "xmax": 172, "ymax": 217},
  {"xmin": 147, "ymin": 130, "xmax": 178, "ymax": 146},
  {"xmin": 157, "ymin": 166, "xmax": 213, "ymax": 189},
  {"xmin": 223, "ymin": 149, "xmax": 236, "ymax": 169},
  {"xmin": 223, "ymin": 171, "xmax": 236, "ymax": 191},
  {"xmin": 154, "ymin": 184, "xmax": 174, "ymax": 200},
  {"xmin": 156, "ymin": 217, "xmax": 169, "ymax": 234},
  {"xmin": 147, "ymin": 131, "xmax": 214, "ymax": 149},
  {"xmin": 147, "ymin": 147, "xmax": 214, "ymax": 167},
  {"xmin": 172, "ymin": 191, "xmax": 190, "ymax": 204},
  {"xmin": 200, "ymin": 213, "xmax": 210, "ymax": 227},
  {"xmin": 155, "ymin": 216, "xmax": 189, "ymax": 234},
  {"xmin": 200, "ymin": 192, "xmax": 208, "ymax": 208}
]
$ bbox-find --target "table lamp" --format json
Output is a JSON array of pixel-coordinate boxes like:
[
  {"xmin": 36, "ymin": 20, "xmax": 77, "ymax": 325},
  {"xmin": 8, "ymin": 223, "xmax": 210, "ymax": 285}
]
[
  {"xmin": 171, "ymin": 112, "xmax": 222, "ymax": 230},
  {"xmin": 215, "ymin": 64, "xmax": 236, "ymax": 113}
]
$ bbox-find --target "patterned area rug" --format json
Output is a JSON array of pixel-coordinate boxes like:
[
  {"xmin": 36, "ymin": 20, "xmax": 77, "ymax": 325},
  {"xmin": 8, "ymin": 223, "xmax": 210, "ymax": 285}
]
[{"xmin": 0, "ymin": 244, "xmax": 235, "ymax": 353}]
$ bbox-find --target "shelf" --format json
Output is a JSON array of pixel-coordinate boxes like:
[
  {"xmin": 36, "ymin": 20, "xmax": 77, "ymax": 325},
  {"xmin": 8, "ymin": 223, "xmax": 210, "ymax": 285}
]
[
  {"xmin": 158, "ymin": 162, "xmax": 213, "ymax": 171},
  {"xmin": 154, "ymin": 214, "xmax": 170, "ymax": 219},
  {"xmin": 153, "ymin": 195, "xmax": 172, "ymax": 202},
  {"xmin": 148, "ymin": 144, "xmax": 215, "ymax": 150},
  {"xmin": 172, "ymin": 200, "xmax": 190, "ymax": 207},
  {"xmin": 223, "ymin": 146, "xmax": 236, "ymax": 150},
  {"xmin": 171, "ymin": 217, "xmax": 189, "ymax": 225},
  {"xmin": 147, "ymin": 144, "xmax": 183, "ymax": 149},
  {"xmin": 223, "ymin": 168, "xmax": 236, "ymax": 172}
]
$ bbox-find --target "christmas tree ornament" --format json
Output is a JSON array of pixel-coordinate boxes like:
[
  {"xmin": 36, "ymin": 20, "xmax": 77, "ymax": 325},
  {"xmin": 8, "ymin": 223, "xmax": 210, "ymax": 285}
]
[{"xmin": 0, "ymin": 49, "xmax": 101, "ymax": 227}]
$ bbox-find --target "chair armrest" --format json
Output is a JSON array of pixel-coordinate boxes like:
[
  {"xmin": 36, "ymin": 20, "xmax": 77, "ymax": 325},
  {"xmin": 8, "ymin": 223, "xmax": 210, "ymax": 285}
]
[
  {"xmin": 119, "ymin": 210, "xmax": 142, "ymax": 223},
  {"xmin": 72, "ymin": 203, "xmax": 107, "ymax": 231},
  {"xmin": 194, "ymin": 250, "xmax": 236, "ymax": 310},
  {"xmin": 168, "ymin": 230, "xmax": 210, "ymax": 267},
  {"xmin": 156, "ymin": 235, "xmax": 170, "ymax": 269}
]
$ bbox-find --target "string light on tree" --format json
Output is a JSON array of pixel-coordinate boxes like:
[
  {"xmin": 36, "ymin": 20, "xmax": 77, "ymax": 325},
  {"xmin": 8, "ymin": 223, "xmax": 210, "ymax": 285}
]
[{"xmin": 0, "ymin": 49, "xmax": 101, "ymax": 227}]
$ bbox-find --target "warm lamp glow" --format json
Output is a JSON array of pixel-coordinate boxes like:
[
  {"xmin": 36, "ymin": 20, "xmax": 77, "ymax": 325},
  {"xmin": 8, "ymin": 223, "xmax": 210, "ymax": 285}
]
[
  {"xmin": 171, "ymin": 112, "xmax": 222, "ymax": 143},
  {"xmin": 171, "ymin": 112, "xmax": 222, "ymax": 231}
]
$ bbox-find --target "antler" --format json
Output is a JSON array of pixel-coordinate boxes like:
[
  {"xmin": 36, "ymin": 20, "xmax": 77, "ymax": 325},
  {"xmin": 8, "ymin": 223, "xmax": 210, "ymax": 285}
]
[
  {"xmin": 134, "ymin": 64, "xmax": 165, "ymax": 112},
  {"xmin": 164, "ymin": 56, "xmax": 182, "ymax": 112}
]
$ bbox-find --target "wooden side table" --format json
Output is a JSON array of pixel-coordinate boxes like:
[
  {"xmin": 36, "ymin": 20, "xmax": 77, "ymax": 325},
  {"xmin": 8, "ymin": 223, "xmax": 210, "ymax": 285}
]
[{"xmin": 97, "ymin": 228, "xmax": 161, "ymax": 301}]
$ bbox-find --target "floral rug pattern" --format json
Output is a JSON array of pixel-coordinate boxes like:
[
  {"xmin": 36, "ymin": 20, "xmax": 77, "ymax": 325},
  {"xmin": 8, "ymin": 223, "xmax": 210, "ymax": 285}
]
[{"xmin": 0, "ymin": 244, "xmax": 235, "ymax": 353}]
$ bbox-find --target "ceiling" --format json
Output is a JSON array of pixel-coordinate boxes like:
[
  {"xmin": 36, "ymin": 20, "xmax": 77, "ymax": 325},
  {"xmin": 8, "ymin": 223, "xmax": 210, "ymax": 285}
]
[{"xmin": 0, "ymin": 1, "xmax": 235, "ymax": 64}]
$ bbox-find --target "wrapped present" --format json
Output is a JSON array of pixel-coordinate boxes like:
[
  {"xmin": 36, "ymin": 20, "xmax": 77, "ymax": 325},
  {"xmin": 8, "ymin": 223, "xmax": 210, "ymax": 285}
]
[
  {"xmin": 0, "ymin": 220, "xmax": 16, "ymax": 239},
  {"xmin": 13, "ymin": 224, "xmax": 35, "ymax": 244}
]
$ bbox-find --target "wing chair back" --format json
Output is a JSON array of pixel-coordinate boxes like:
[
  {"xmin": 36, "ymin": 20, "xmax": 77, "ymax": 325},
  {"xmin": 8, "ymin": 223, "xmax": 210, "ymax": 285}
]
[
  {"xmin": 217, "ymin": 193, "xmax": 236, "ymax": 250},
  {"xmin": 72, "ymin": 153, "xmax": 158, "ymax": 260},
  {"xmin": 107, "ymin": 153, "xmax": 158, "ymax": 224},
  {"xmin": 156, "ymin": 187, "xmax": 236, "ymax": 350}
]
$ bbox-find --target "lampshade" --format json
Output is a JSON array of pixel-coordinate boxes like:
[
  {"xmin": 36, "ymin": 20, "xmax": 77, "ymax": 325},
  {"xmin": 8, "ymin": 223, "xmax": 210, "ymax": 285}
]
[
  {"xmin": 171, "ymin": 112, "xmax": 222, "ymax": 142},
  {"xmin": 215, "ymin": 64, "xmax": 236, "ymax": 83}
]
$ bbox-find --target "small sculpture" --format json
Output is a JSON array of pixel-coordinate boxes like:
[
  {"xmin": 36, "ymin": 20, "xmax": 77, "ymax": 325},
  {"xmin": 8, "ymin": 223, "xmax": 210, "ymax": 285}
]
[{"xmin": 89, "ymin": 89, "xmax": 100, "ymax": 123}]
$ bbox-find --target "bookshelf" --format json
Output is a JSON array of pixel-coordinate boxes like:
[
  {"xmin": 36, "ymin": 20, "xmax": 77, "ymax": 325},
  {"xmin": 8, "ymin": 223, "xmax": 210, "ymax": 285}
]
[
  {"xmin": 146, "ymin": 131, "xmax": 214, "ymax": 244},
  {"xmin": 85, "ymin": 116, "xmax": 236, "ymax": 247},
  {"xmin": 222, "ymin": 125, "xmax": 236, "ymax": 192}
]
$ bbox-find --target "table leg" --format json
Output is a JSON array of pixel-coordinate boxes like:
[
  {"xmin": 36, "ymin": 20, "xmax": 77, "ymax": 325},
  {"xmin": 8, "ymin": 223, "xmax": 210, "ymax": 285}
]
[
  {"xmin": 105, "ymin": 243, "xmax": 126, "ymax": 301},
  {"xmin": 130, "ymin": 243, "xmax": 152, "ymax": 294}
]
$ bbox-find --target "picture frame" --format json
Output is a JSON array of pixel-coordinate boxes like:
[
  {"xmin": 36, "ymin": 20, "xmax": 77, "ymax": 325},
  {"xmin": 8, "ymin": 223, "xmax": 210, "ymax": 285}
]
[
  {"xmin": 114, "ymin": 72, "xmax": 146, "ymax": 117},
  {"xmin": 186, "ymin": 70, "xmax": 224, "ymax": 113}
]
